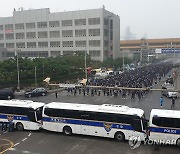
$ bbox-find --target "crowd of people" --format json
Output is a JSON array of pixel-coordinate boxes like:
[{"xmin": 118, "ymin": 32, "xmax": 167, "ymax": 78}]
[{"xmin": 66, "ymin": 63, "xmax": 173, "ymax": 100}]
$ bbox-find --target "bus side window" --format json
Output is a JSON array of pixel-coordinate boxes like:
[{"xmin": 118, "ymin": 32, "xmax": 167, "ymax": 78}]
[
  {"xmin": 176, "ymin": 119, "xmax": 180, "ymax": 128},
  {"xmin": 152, "ymin": 116, "xmax": 162, "ymax": 126},
  {"xmin": 131, "ymin": 118, "xmax": 142, "ymax": 132},
  {"xmin": 81, "ymin": 111, "xmax": 95, "ymax": 120},
  {"xmin": 44, "ymin": 108, "xmax": 53, "ymax": 117}
]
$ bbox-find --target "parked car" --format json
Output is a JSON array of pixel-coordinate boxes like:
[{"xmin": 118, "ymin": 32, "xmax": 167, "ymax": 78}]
[
  {"xmin": 25, "ymin": 88, "xmax": 47, "ymax": 98},
  {"xmin": 162, "ymin": 84, "xmax": 178, "ymax": 98},
  {"xmin": 0, "ymin": 88, "xmax": 15, "ymax": 100}
]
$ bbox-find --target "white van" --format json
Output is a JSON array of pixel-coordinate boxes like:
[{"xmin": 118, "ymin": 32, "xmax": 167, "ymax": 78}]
[
  {"xmin": 161, "ymin": 84, "xmax": 178, "ymax": 98},
  {"xmin": 148, "ymin": 109, "xmax": 180, "ymax": 145}
]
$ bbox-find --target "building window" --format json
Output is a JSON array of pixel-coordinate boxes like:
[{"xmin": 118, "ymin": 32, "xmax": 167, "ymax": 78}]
[
  {"xmin": 17, "ymin": 51, "xmax": 48, "ymax": 58},
  {"xmin": 104, "ymin": 18, "xmax": 109, "ymax": 25},
  {"xmin": 15, "ymin": 33, "xmax": 25, "ymax": 39},
  {"xmin": 75, "ymin": 41, "xmax": 86, "ymax": 47},
  {"xmin": 62, "ymin": 41, "xmax": 73, "ymax": 47},
  {"xmin": 26, "ymin": 22, "xmax": 36, "ymax": 29},
  {"xmin": 38, "ymin": 31, "xmax": 48, "ymax": 38},
  {"xmin": 104, "ymin": 40, "xmax": 108, "ymax": 47},
  {"xmin": 27, "ymin": 42, "xmax": 36, "ymax": 48},
  {"xmin": 50, "ymin": 41, "xmax": 61, "ymax": 47},
  {"xmin": 89, "ymin": 50, "xmax": 101, "ymax": 57},
  {"xmin": 15, "ymin": 23, "xmax": 24, "ymax": 30},
  {"xmin": 89, "ymin": 29, "xmax": 100, "ymax": 36},
  {"xmin": 0, "ymin": 43, "xmax": 4, "ymax": 48},
  {"xmin": 89, "ymin": 40, "xmax": 101, "ymax": 47},
  {"xmin": 51, "ymin": 51, "xmax": 61, "ymax": 57},
  {"xmin": 37, "ymin": 22, "xmax": 47, "ymax": 28},
  {"xmin": 62, "ymin": 30, "xmax": 73, "ymax": 37},
  {"xmin": 62, "ymin": 20, "xmax": 72, "ymax": 27},
  {"xmin": 5, "ymin": 24, "xmax": 13, "ymax": 30},
  {"xmin": 0, "ymin": 34, "xmax": 4, "ymax": 40},
  {"xmin": 49, "ymin": 21, "xmax": 59, "ymax": 27},
  {"xmin": 5, "ymin": 33, "xmax": 14, "ymax": 40},
  {"xmin": 26, "ymin": 32, "xmax": 36, "ymax": 39},
  {"xmin": 75, "ymin": 29, "xmax": 86, "ymax": 37},
  {"xmin": 16, "ymin": 42, "xmax": 25, "ymax": 48},
  {"xmin": 110, "ymin": 20, "xmax": 113, "ymax": 29},
  {"xmin": 88, "ymin": 18, "xmax": 100, "ymax": 25},
  {"xmin": 38, "ymin": 42, "xmax": 48, "ymax": 48},
  {"xmin": 49, "ymin": 31, "xmax": 60, "ymax": 38},
  {"xmin": 104, "ymin": 50, "xmax": 108, "ymax": 57},
  {"xmin": 104, "ymin": 29, "xmax": 108, "ymax": 37},
  {"xmin": 110, "ymin": 30, "xmax": 113, "ymax": 41},
  {"xmin": 0, "ymin": 25, "xmax": 3, "ymax": 31},
  {"xmin": 6, "ymin": 43, "xmax": 14, "ymax": 48},
  {"xmin": 63, "ymin": 51, "xmax": 74, "ymax": 55},
  {"xmin": 75, "ymin": 19, "xmax": 86, "ymax": 26}
]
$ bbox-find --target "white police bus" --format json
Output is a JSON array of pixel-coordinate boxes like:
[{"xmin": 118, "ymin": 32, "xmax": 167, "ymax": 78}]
[
  {"xmin": 0, "ymin": 99, "xmax": 45, "ymax": 130},
  {"xmin": 149, "ymin": 109, "xmax": 180, "ymax": 145},
  {"xmin": 42, "ymin": 102, "xmax": 147, "ymax": 141}
]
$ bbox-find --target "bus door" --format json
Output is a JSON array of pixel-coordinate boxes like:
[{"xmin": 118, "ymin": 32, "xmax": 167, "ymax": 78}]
[{"xmin": 131, "ymin": 118, "xmax": 145, "ymax": 138}]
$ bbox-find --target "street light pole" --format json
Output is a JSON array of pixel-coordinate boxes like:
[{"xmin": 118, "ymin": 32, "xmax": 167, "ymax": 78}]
[
  {"xmin": 122, "ymin": 50, "xmax": 124, "ymax": 72},
  {"xmin": 85, "ymin": 51, "xmax": 87, "ymax": 79},
  {"xmin": 35, "ymin": 66, "xmax": 37, "ymax": 87},
  {"xmin": 16, "ymin": 50, "xmax": 20, "ymax": 91}
]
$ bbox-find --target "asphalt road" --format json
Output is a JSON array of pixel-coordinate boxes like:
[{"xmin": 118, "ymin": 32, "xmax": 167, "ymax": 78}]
[{"xmin": 1, "ymin": 77, "xmax": 180, "ymax": 154}]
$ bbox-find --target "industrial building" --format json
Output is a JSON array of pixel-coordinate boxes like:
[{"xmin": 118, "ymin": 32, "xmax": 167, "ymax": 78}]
[
  {"xmin": 0, "ymin": 7, "xmax": 120, "ymax": 61},
  {"xmin": 120, "ymin": 38, "xmax": 180, "ymax": 63}
]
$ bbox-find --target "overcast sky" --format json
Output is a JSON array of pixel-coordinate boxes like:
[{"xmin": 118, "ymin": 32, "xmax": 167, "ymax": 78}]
[{"xmin": 0, "ymin": 0, "xmax": 179, "ymax": 39}]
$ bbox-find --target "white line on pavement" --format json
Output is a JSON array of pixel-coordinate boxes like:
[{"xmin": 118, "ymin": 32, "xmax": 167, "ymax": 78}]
[
  {"xmin": 14, "ymin": 142, "xmax": 20, "ymax": 147},
  {"xmin": 22, "ymin": 138, "xmax": 27, "ymax": 141}
]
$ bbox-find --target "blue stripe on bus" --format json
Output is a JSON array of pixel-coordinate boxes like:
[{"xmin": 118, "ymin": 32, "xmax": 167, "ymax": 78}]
[
  {"xmin": 0, "ymin": 114, "xmax": 29, "ymax": 121},
  {"xmin": 149, "ymin": 127, "xmax": 180, "ymax": 135},
  {"xmin": 42, "ymin": 117, "xmax": 134, "ymax": 131}
]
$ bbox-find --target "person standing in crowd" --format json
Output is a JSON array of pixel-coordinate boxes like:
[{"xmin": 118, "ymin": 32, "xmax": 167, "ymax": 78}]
[
  {"xmin": 160, "ymin": 96, "xmax": 164, "ymax": 108},
  {"xmin": 78, "ymin": 88, "xmax": 81, "ymax": 95},
  {"xmin": 171, "ymin": 97, "xmax": 176, "ymax": 109},
  {"xmin": 122, "ymin": 89, "xmax": 126, "ymax": 99},
  {"xmin": 55, "ymin": 91, "xmax": 58, "ymax": 98}
]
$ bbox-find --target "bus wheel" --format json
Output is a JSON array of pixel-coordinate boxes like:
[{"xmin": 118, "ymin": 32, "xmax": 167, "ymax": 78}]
[
  {"xmin": 176, "ymin": 138, "xmax": 180, "ymax": 147},
  {"xmin": 16, "ymin": 122, "xmax": 24, "ymax": 131},
  {"xmin": 114, "ymin": 132, "xmax": 125, "ymax": 141},
  {"xmin": 63, "ymin": 126, "xmax": 72, "ymax": 136}
]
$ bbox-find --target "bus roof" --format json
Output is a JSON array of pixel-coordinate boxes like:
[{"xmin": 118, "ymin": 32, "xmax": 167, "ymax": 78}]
[
  {"xmin": 0, "ymin": 99, "xmax": 45, "ymax": 109},
  {"xmin": 45, "ymin": 102, "xmax": 144, "ymax": 117},
  {"xmin": 151, "ymin": 109, "xmax": 180, "ymax": 119}
]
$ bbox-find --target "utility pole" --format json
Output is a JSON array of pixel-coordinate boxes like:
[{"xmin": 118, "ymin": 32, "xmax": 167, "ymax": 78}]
[{"xmin": 122, "ymin": 50, "xmax": 125, "ymax": 72}]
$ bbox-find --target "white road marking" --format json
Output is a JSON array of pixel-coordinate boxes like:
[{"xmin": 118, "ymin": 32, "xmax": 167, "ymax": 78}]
[
  {"xmin": 14, "ymin": 143, "xmax": 19, "ymax": 146},
  {"xmin": 22, "ymin": 150, "xmax": 31, "ymax": 153},
  {"xmin": 28, "ymin": 133, "xmax": 31, "ymax": 137},
  {"xmin": 3, "ymin": 131, "xmax": 8, "ymax": 134},
  {"xmin": 22, "ymin": 138, "xmax": 27, "ymax": 141},
  {"xmin": 9, "ymin": 148, "xmax": 16, "ymax": 151}
]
